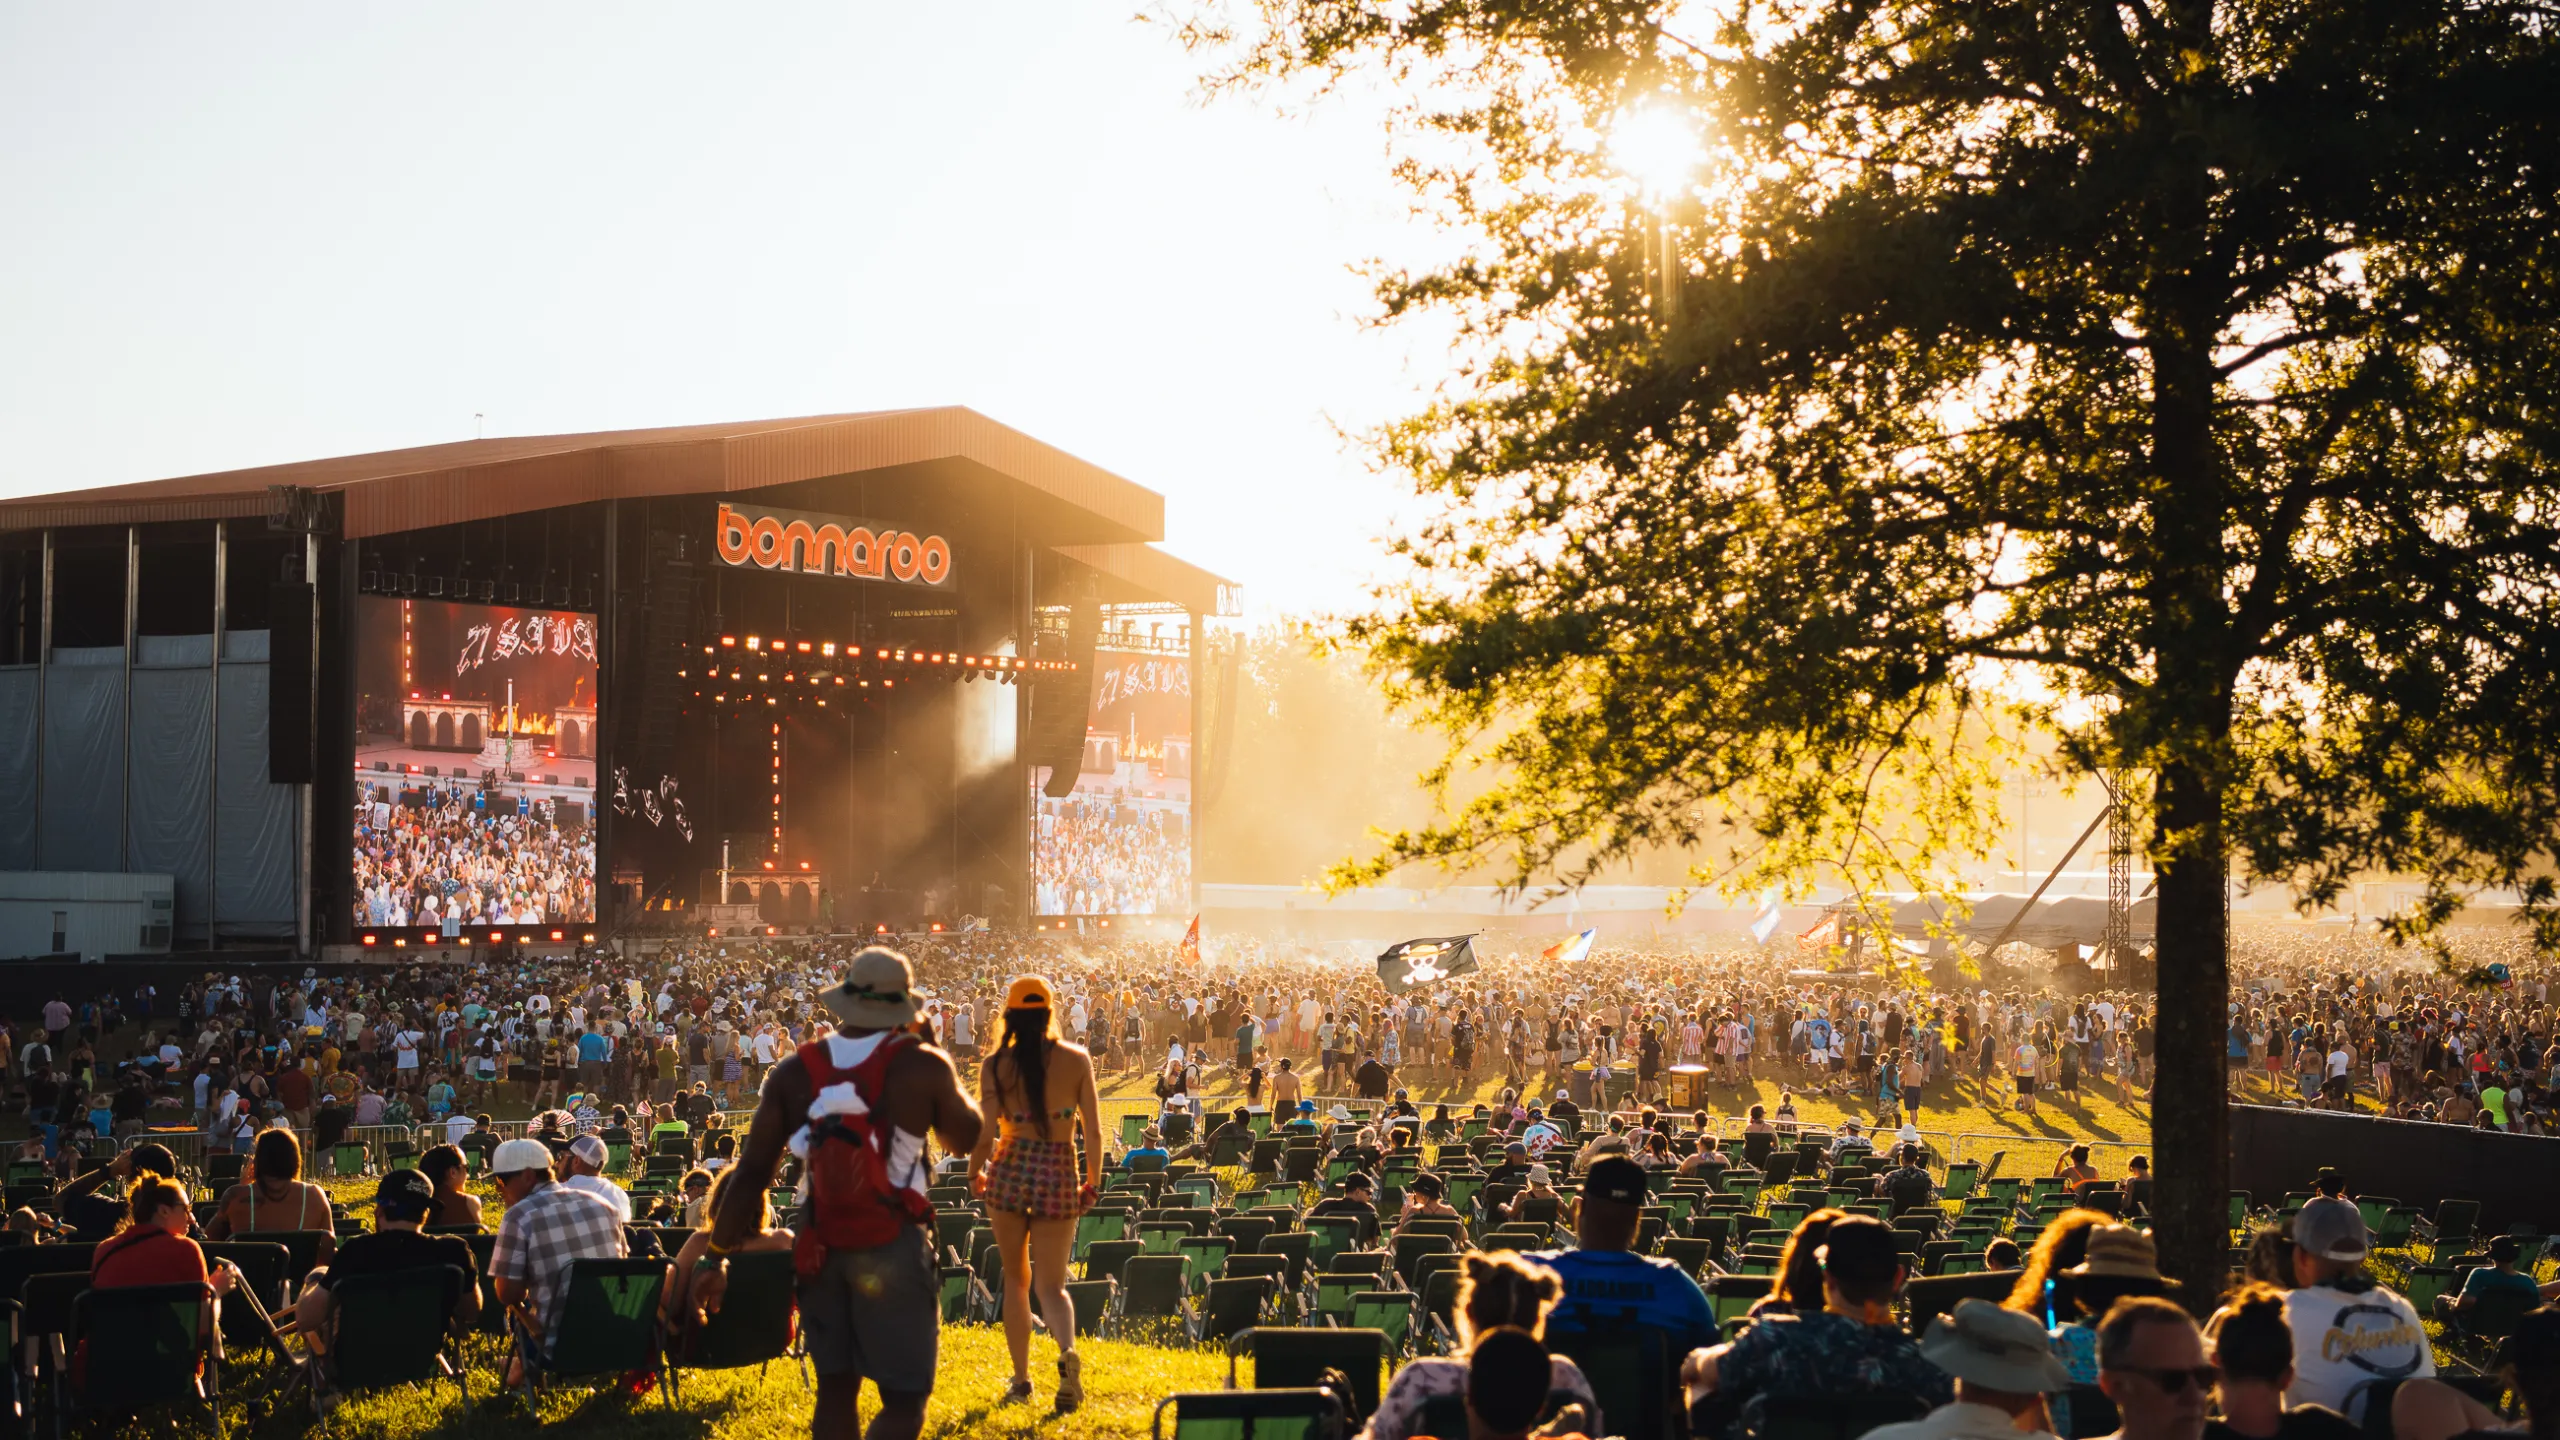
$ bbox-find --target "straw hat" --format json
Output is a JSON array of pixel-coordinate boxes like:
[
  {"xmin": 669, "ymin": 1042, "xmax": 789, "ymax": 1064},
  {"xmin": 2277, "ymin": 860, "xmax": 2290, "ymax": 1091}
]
[{"xmin": 2065, "ymin": 1224, "xmax": 2166, "ymax": 1280}]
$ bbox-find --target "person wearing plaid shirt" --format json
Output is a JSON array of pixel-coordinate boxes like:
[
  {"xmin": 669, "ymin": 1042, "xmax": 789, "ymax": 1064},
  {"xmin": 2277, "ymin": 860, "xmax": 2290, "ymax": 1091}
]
[{"xmin": 488, "ymin": 1137, "xmax": 627, "ymax": 1355}]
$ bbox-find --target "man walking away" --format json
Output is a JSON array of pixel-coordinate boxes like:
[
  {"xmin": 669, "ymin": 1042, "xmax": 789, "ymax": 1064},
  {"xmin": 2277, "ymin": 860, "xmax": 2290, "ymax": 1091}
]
[{"xmin": 701, "ymin": 948, "xmax": 983, "ymax": 1440}]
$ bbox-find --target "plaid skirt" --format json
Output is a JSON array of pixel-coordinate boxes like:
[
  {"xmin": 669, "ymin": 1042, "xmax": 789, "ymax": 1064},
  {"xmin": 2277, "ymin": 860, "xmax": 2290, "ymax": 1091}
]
[{"xmin": 984, "ymin": 1135, "xmax": 1086, "ymax": 1220}]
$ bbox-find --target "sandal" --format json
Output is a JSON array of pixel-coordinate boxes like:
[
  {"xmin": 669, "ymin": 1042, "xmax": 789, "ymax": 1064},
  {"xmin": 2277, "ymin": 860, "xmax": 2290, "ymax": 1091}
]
[{"xmin": 1055, "ymin": 1352, "xmax": 1083, "ymax": 1414}]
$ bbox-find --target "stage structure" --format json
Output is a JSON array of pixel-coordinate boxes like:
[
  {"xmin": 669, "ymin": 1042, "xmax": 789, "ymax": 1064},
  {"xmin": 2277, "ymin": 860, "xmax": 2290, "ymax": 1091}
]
[{"xmin": 0, "ymin": 411, "xmax": 1236, "ymax": 958}]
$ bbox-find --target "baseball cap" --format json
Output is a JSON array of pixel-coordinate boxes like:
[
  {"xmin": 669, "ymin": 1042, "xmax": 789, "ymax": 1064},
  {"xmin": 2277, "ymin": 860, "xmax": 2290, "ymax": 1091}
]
[
  {"xmin": 374, "ymin": 1168, "xmax": 436, "ymax": 1222},
  {"xmin": 489, "ymin": 1138, "xmax": 555, "ymax": 1177},
  {"xmin": 568, "ymin": 1134, "xmax": 609, "ymax": 1168},
  {"xmin": 1583, "ymin": 1156, "xmax": 1648, "ymax": 1206},
  {"xmin": 1343, "ymin": 1171, "xmax": 1375, "ymax": 1194},
  {"xmin": 1004, "ymin": 975, "xmax": 1055, "ymax": 1011},
  {"xmin": 2293, "ymin": 1197, "xmax": 2370, "ymax": 1262}
]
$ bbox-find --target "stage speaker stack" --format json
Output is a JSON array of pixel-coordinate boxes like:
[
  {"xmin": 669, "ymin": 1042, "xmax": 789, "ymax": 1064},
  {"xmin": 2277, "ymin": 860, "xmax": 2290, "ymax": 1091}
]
[
  {"xmin": 268, "ymin": 580, "xmax": 317, "ymax": 783},
  {"xmin": 619, "ymin": 537, "xmax": 694, "ymax": 779},
  {"xmin": 1027, "ymin": 589, "xmax": 1100, "ymax": 798}
]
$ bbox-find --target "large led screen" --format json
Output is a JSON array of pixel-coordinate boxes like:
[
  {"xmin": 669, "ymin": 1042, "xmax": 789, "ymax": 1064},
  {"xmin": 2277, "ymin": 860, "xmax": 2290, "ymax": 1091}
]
[
  {"xmin": 1032, "ymin": 646, "xmax": 1192, "ymax": 915},
  {"xmin": 351, "ymin": 598, "xmax": 599, "ymax": 928}
]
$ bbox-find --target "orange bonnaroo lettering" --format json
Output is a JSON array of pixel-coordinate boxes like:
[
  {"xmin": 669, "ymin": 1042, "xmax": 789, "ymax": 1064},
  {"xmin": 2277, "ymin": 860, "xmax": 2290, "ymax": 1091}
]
[{"xmin": 714, "ymin": 502, "xmax": 952, "ymax": 586}]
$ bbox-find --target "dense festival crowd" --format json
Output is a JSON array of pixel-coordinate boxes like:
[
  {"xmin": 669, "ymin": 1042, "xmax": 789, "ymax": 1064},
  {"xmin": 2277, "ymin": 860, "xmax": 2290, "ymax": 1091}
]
[
  {"xmin": 0, "ymin": 925, "xmax": 2550, "ymax": 1440},
  {"xmin": 351, "ymin": 785, "xmax": 597, "ymax": 929},
  {"xmin": 1031, "ymin": 792, "xmax": 1191, "ymax": 915}
]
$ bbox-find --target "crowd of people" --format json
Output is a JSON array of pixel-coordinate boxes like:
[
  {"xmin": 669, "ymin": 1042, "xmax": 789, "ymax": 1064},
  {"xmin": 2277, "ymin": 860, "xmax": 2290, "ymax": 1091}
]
[
  {"xmin": 352, "ymin": 784, "xmax": 596, "ymax": 929},
  {"xmin": 1031, "ymin": 792, "xmax": 1191, "ymax": 916},
  {"xmin": 0, "ymin": 926, "xmax": 2549, "ymax": 1440}
]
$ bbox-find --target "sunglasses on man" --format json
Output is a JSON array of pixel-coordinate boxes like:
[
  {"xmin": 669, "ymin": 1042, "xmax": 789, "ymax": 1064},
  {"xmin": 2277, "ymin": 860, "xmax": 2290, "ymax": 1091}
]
[{"xmin": 2112, "ymin": 1365, "xmax": 2220, "ymax": 1395}]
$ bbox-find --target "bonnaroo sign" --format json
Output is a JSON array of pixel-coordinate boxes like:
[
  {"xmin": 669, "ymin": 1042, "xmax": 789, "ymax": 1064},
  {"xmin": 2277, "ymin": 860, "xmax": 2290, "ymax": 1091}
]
[{"xmin": 713, "ymin": 501, "xmax": 953, "ymax": 587}]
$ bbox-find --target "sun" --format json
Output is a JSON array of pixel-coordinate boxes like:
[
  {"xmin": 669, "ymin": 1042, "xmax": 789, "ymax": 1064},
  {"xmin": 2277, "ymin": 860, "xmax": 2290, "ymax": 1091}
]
[{"xmin": 1609, "ymin": 101, "xmax": 1706, "ymax": 201}]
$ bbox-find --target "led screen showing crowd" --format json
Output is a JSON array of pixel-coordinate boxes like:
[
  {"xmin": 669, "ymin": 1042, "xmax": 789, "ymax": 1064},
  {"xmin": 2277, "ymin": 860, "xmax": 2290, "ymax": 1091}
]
[
  {"xmin": 351, "ymin": 597, "xmax": 600, "ymax": 928},
  {"xmin": 1033, "ymin": 645, "xmax": 1192, "ymax": 915}
]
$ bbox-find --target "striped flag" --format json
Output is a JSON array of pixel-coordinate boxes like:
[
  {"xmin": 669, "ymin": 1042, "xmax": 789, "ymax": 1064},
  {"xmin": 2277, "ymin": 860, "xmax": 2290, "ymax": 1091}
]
[
  {"xmin": 1542, "ymin": 929, "xmax": 1596, "ymax": 964},
  {"xmin": 1178, "ymin": 914, "xmax": 1201, "ymax": 964}
]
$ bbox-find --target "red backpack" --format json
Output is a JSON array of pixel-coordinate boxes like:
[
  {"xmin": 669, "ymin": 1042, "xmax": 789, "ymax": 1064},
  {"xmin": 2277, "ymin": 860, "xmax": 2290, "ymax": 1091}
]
[{"xmin": 792, "ymin": 1032, "xmax": 932, "ymax": 1274}]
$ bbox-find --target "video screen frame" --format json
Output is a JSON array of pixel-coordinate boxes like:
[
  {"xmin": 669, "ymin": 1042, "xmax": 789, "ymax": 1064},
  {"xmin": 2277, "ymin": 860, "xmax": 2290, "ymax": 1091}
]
[
  {"xmin": 350, "ymin": 597, "xmax": 601, "ymax": 934},
  {"xmin": 1032, "ymin": 645, "xmax": 1193, "ymax": 916}
]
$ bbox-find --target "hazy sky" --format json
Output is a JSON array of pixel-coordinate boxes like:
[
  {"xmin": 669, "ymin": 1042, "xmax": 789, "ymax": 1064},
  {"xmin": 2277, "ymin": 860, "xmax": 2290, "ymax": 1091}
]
[{"xmin": 0, "ymin": 4, "xmax": 1437, "ymax": 617}]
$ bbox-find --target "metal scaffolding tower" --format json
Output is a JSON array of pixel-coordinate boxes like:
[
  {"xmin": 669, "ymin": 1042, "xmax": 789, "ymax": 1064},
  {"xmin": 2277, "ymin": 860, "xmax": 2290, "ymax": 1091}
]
[{"xmin": 2103, "ymin": 771, "xmax": 2135, "ymax": 965}]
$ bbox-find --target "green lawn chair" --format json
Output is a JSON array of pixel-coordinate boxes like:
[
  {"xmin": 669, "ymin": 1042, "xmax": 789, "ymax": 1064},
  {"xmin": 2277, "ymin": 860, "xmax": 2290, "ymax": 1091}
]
[
  {"xmin": 513, "ymin": 1258, "xmax": 671, "ymax": 1406},
  {"xmin": 1349, "ymin": 1291, "xmax": 1418, "ymax": 1356},
  {"xmin": 1075, "ymin": 1209, "xmax": 1129, "ymax": 1259},
  {"xmin": 1152, "ymin": 1387, "xmax": 1347, "ymax": 1440},
  {"xmin": 1941, "ymin": 1162, "xmax": 1981, "ymax": 1201},
  {"xmin": 332, "ymin": 1140, "xmax": 370, "ymax": 1178},
  {"xmin": 1118, "ymin": 1255, "xmax": 1196, "ymax": 1338},
  {"xmin": 1123, "ymin": 1113, "xmax": 1150, "ymax": 1147},
  {"xmin": 668, "ymin": 1250, "xmax": 800, "ymax": 1396},
  {"xmin": 1181, "ymin": 1237, "xmax": 1236, "ymax": 1291},
  {"xmin": 1261, "ymin": 1231, "xmax": 1314, "ymax": 1288},
  {"xmin": 314, "ymin": 1264, "xmax": 472, "ymax": 1415},
  {"xmin": 56, "ymin": 1281, "xmax": 223, "ymax": 1433},
  {"xmin": 1201, "ymin": 1276, "xmax": 1278, "ymax": 1342},
  {"xmin": 1064, "ymin": 1277, "xmax": 1119, "ymax": 1336},
  {"xmin": 1310, "ymin": 1272, "xmax": 1372, "ymax": 1325},
  {"xmin": 1235, "ymin": 1327, "xmax": 1388, "ymax": 1421},
  {"xmin": 1303, "ymin": 1216, "xmax": 1359, "ymax": 1271},
  {"xmin": 939, "ymin": 1263, "xmax": 975, "ymax": 1323}
]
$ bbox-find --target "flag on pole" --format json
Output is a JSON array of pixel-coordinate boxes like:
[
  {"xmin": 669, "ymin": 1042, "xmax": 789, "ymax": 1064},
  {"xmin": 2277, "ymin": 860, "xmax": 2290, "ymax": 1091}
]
[
  {"xmin": 1542, "ymin": 929, "xmax": 1596, "ymax": 965},
  {"xmin": 1377, "ymin": 935, "xmax": 1480, "ymax": 994},
  {"xmin": 1178, "ymin": 914, "xmax": 1201, "ymax": 965},
  {"xmin": 1798, "ymin": 912, "xmax": 1840, "ymax": 950},
  {"xmin": 1749, "ymin": 889, "xmax": 1784, "ymax": 943}
]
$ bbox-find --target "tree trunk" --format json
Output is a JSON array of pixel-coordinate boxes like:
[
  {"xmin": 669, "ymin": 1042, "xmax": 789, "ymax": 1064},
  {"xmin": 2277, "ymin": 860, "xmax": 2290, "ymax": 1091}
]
[{"xmin": 2149, "ymin": 754, "xmax": 2230, "ymax": 1309}]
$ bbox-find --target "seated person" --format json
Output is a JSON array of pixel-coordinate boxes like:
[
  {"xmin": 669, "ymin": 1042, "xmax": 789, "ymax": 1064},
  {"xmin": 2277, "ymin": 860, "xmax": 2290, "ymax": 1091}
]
[
  {"xmin": 678, "ymin": 1168, "xmax": 715, "ymax": 1226},
  {"xmin": 1180, "ymin": 1107, "xmax": 1255, "ymax": 1162},
  {"xmin": 1396, "ymin": 1172, "xmax": 1462, "ymax": 1232},
  {"xmin": 1528, "ymin": 1158, "xmax": 1714, "ymax": 1351},
  {"xmin": 1682, "ymin": 1215, "xmax": 1950, "ymax": 1436},
  {"xmin": 1679, "ymin": 1136, "xmax": 1731, "ymax": 1179},
  {"xmin": 207, "ymin": 1128, "xmax": 335, "ymax": 1264},
  {"xmin": 1363, "ymin": 1252, "xmax": 1605, "ymax": 1440},
  {"xmin": 1123, "ymin": 1128, "xmax": 1171, "ymax": 1169},
  {"xmin": 57, "ymin": 1142, "xmax": 181, "ymax": 1242},
  {"xmin": 2123, "ymin": 1156, "xmax": 2154, "ymax": 1214},
  {"xmin": 1867, "ymin": 1299, "xmax": 2073, "ymax": 1440},
  {"xmin": 1876, "ymin": 1146, "xmax": 1936, "ymax": 1216},
  {"xmin": 291, "ymin": 1170, "xmax": 480, "ymax": 1359},
  {"xmin": 93, "ymin": 1176, "xmax": 237, "ymax": 1296},
  {"xmin": 1826, "ymin": 1120, "xmax": 1874, "ymax": 1163},
  {"xmin": 1750, "ymin": 1211, "xmax": 1844, "ymax": 1319},
  {"xmin": 2432, "ymin": 1235, "xmax": 2554, "ymax": 1328},
  {"xmin": 1496, "ymin": 1163, "xmax": 1564, "ymax": 1226},
  {"xmin": 664, "ymin": 1168, "xmax": 794, "ymax": 1328},
  {"xmin": 2205, "ymin": 1284, "xmax": 2358, "ymax": 1440},
  {"xmin": 1311, "ymin": 1171, "xmax": 1384, "ymax": 1246},
  {"xmin": 418, "ymin": 1144, "xmax": 485, "ymax": 1230},
  {"xmin": 1485, "ymin": 1141, "xmax": 1534, "ymax": 1187}
]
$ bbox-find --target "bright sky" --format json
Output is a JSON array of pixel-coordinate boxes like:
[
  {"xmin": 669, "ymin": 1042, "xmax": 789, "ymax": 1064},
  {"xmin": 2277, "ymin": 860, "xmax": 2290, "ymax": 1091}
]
[{"xmin": 0, "ymin": 3, "xmax": 1435, "ymax": 618}]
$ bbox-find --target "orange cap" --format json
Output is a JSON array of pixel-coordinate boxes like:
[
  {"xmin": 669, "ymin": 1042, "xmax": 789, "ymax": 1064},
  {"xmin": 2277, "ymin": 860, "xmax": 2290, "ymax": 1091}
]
[{"xmin": 1005, "ymin": 975, "xmax": 1055, "ymax": 1011}]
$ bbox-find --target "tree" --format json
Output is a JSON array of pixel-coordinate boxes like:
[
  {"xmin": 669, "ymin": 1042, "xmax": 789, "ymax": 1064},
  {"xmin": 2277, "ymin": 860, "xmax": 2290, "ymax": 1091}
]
[{"xmin": 1192, "ymin": 0, "xmax": 2560, "ymax": 1299}]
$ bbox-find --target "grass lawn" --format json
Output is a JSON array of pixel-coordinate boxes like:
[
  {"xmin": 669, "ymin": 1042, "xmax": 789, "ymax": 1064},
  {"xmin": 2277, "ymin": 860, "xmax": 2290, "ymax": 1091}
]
[{"xmin": 212, "ymin": 1322, "xmax": 1225, "ymax": 1440}]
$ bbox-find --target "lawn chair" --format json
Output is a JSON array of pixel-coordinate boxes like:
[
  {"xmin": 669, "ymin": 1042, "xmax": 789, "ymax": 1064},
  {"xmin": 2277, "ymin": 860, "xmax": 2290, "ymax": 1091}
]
[
  {"xmin": 511, "ymin": 1257, "xmax": 671, "ymax": 1408},
  {"xmin": 667, "ymin": 1250, "xmax": 800, "ymax": 1398},
  {"xmin": 1063, "ymin": 1277, "xmax": 1118, "ymax": 1336},
  {"xmin": 1085, "ymin": 1239, "xmax": 1144, "ymax": 1285},
  {"xmin": 1202, "ymin": 1276, "xmax": 1279, "ymax": 1342},
  {"xmin": 198, "ymin": 1240, "xmax": 294, "ymax": 1353},
  {"xmin": 2415, "ymin": 1200, "xmax": 2480, "ymax": 1263},
  {"xmin": 233, "ymin": 1228, "xmax": 329, "ymax": 1284},
  {"xmin": 53, "ymin": 1281, "xmax": 223, "ymax": 1438},
  {"xmin": 307, "ymin": 1264, "xmax": 472, "ymax": 1415},
  {"xmin": 938, "ymin": 1264, "xmax": 974, "ymax": 1323},
  {"xmin": 1220, "ymin": 1216, "xmax": 1278, "ymax": 1254},
  {"xmin": 1660, "ymin": 1237, "xmax": 1715, "ymax": 1280},
  {"xmin": 1348, "ymin": 1292, "xmax": 1418, "ymax": 1356},
  {"xmin": 1417, "ymin": 1268, "xmax": 1462, "ymax": 1351},
  {"xmin": 330, "ymin": 1141, "xmax": 369, "ymax": 1178},
  {"xmin": 1390, "ymin": 1232, "xmax": 1454, "ymax": 1285},
  {"xmin": 1119, "ymin": 1255, "xmax": 1196, "ymax": 1338},
  {"xmin": 1234, "ymin": 1326, "xmax": 1388, "ymax": 1422},
  {"xmin": 1548, "ymin": 1323, "xmax": 1683, "ymax": 1440},
  {"xmin": 1308, "ymin": 1273, "xmax": 1372, "ymax": 1326},
  {"xmin": 1152, "ymin": 1386, "xmax": 1347, "ymax": 1440},
  {"xmin": 1260, "ymin": 1232, "xmax": 1315, "ymax": 1288},
  {"xmin": 1073, "ymin": 1209, "xmax": 1128, "ymax": 1260}
]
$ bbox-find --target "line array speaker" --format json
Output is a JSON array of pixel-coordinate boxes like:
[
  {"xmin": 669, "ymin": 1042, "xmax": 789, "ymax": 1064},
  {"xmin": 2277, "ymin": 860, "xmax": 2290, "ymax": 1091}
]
[
  {"xmin": 1027, "ymin": 589, "xmax": 1100, "ymax": 798},
  {"xmin": 269, "ymin": 580, "xmax": 317, "ymax": 783}
]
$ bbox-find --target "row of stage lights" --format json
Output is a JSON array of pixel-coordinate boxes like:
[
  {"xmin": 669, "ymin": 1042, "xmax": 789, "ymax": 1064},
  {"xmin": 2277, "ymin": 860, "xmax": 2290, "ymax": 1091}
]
[
  {"xmin": 682, "ymin": 634, "xmax": 1073, "ymax": 705},
  {"xmin": 360, "ymin": 928, "xmax": 598, "ymax": 948}
]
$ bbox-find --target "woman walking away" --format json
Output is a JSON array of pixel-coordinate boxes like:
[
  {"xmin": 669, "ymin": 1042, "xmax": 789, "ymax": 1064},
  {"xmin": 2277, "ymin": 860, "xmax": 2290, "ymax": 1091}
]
[{"xmin": 967, "ymin": 976, "xmax": 1103, "ymax": 1414}]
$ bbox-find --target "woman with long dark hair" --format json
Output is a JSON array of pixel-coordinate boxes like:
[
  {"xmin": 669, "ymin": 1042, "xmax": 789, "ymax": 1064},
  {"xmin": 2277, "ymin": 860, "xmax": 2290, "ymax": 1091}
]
[{"xmin": 966, "ymin": 975, "xmax": 1102, "ymax": 1414}]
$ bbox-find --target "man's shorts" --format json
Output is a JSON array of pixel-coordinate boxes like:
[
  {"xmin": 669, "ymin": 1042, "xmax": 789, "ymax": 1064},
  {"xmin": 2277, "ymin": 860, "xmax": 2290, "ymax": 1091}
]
[
  {"xmin": 797, "ymin": 1226, "xmax": 939, "ymax": 1392},
  {"xmin": 2017, "ymin": 1076, "xmax": 2038, "ymax": 1095}
]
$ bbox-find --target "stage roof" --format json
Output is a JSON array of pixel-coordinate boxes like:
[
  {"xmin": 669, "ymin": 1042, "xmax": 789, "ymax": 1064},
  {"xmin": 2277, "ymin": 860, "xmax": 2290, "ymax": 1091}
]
[{"xmin": 0, "ymin": 408, "xmax": 1170, "ymax": 546}]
